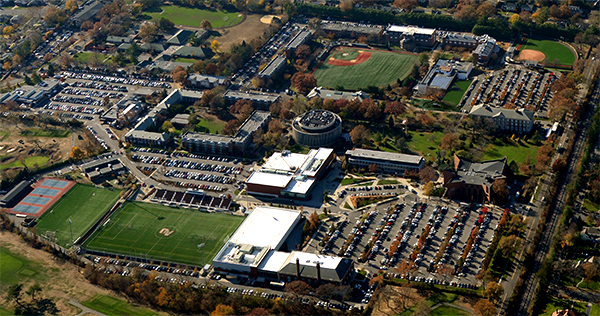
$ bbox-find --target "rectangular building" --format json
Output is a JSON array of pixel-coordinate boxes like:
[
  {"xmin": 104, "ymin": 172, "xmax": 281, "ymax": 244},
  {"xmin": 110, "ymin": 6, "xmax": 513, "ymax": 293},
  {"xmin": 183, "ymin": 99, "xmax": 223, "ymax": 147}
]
[
  {"xmin": 386, "ymin": 25, "xmax": 437, "ymax": 48},
  {"xmin": 345, "ymin": 148, "xmax": 424, "ymax": 174},
  {"xmin": 188, "ymin": 74, "xmax": 230, "ymax": 89},
  {"xmin": 258, "ymin": 55, "xmax": 287, "ymax": 79},
  {"xmin": 285, "ymin": 28, "xmax": 312, "ymax": 51},
  {"xmin": 223, "ymin": 90, "xmax": 281, "ymax": 107},
  {"xmin": 469, "ymin": 105, "xmax": 534, "ymax": 133}
]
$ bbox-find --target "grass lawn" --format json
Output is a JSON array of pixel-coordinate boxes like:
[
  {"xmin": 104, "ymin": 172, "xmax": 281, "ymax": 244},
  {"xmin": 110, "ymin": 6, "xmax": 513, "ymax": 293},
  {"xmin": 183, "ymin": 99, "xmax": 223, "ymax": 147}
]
[
  {"xmin": 0, "ymin": 246, "xmax": 46, "ymax": 287},
  {"xmin": 378, "ymin": 179, "xmax": 399, "ymax": 185},
  {"xmin": 591, "ymin": 304, "xmax": 600, "ymax": 316},
  {"xmin": 196, "ymin": 116, "xmax": 226, "ymax": 134},
  {"xmin": 407, "ymin": 131, "xmax": 444, "ymax": 161},
  {"xmin": 443, "ymin": 80, "xmax": 473, "ymax": 105},
  {"xmin": 411, "ymin": 98, "xmax": 461, "ymax": 112},
  {"xmin": 146, "ymin": 6, "xmax": 243, "ymax": 28},
  {"xmin": 34, "ymin": 184, "xmax": 121, "ymax": 248},
  {"xmin": 314, "ymin": 48, "xmax": 418, "ymax": 90},
  {"xmin": 82, "ymin": 202, "xmax": 244, "ymax": 266},
  {"xmin": 430, "ymin": 306, "xmax": 469, "ymax": 316},
  {"xmin": 0, "ymin": 306, "xmax": 13, "ymax": 316},
  {"xmin": 356, "ymin": 181, "xmax": 374, "ymax": 186},
  {"xmin": 397, "ymin": 292, "xmax": 463, "ymax": 316},
  {"xmin": 0, "ymin": 131, "xmax": 8, "ymax": 140},
  {"xmin": 174, "ymin": 57, "xmax": 202, "ymax": 63},
  {"xmin": 579, "ymin": 279, "xmax": 600, "ymax": 291},
  {"xmin": 539, "ymin": 297, "xmax": 587, "ymax": 316},
  {"xmin": 520, "ymin": 39, "xmax": 576, "ymax": 66},
  {"xmin": 82, "ymin": 295, "xmax": 159, "ymax": 316},
  {"xmin": 0, "ymin": 156, "xmax": 49, "ymax": 170},
  {"xmin": 482, "ymin": 138, "xmax": 541, "ymax": 165},
  {"xmin": 74, "ymin": 52, "xmax": 108, "ymax": 64},
  {"xmin": 21, "ymin": 129, "xmax": 70, "ymax": 137},
  {"xmin": 340, "ymin": 178, "xmax": 369, "ymax": 186},
  {"xmin": 344, "ymin": 202, "xmax": 352, "ymax": 209},
  {"xmin": 583, "ymin": 198, "xmax": 600, "ymax": 213}
]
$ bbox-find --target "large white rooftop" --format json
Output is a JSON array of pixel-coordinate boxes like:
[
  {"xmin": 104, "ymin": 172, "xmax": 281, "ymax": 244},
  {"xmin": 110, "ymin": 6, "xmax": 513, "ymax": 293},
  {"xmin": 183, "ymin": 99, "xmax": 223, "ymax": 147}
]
[
  {"xmin": 227, "ymin": 206, "xmax": 301, "ymax": 249},
  {"xmin": 387, "ymin": 25, "xmax": 436, "ymax": 35},
  {"xmin": 286, "ymin": 251, "xmax": 344, "ymax": 270},
  {"xmin": 245, "ymin": 172, "xmax": 292, "ymax": 188},
  {"xmin": 263, "ymin": 152, "xmax": 308, "ymax": 172},
  {"xmin": 257, "ymin": 250, "xmax": 291, "ymax": 272}
]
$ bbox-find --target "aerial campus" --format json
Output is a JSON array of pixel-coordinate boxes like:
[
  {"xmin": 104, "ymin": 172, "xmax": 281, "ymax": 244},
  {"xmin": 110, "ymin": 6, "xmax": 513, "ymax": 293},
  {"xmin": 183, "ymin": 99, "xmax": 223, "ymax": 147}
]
[{"xmin": 0, "ymin": 0, "xmax": 598, "ymax": 315}]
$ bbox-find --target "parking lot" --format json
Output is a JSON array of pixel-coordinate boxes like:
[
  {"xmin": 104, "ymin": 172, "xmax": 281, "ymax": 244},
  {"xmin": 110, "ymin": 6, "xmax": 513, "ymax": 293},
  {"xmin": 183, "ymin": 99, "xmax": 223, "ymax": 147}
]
[
  {"xmin": 317, "ymin": 199, "xmax": 501, "ymax": 287},
  {"xmin": 129, "ymin": 147, "xmax": 250, "ymax": 192},
  {"xmin": 460, "ymin": 66, "xmax": 559, "ymax": 118}
]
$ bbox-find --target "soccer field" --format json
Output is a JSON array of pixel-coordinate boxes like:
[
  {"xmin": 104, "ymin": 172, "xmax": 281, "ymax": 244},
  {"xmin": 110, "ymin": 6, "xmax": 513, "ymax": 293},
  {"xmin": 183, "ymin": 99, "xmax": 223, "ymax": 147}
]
[
  {"xmin": 520, "ymin": 39, "xmax": 576, "ymax": 66},
  {"xmin": 82, "ymin": 202, "xmax": 244, "ymax": 266},
  {"xmin": 313, "ymin": 48, "xmax": 418, "ymax": 90},
  {"xmin": 146, "ymin": 6, "xmax": 243, "ymax": 28},
  {"xmin": 34, "ymin": 184, "xmax": 121, "ymax": 248}
]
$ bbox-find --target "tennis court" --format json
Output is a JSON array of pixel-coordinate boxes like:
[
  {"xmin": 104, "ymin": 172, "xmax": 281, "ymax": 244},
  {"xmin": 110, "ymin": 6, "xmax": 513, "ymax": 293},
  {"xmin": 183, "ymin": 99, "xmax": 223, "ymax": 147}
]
[{"xmin": 7, "ymin": 177, "xmax": 75, "ymax": 217}]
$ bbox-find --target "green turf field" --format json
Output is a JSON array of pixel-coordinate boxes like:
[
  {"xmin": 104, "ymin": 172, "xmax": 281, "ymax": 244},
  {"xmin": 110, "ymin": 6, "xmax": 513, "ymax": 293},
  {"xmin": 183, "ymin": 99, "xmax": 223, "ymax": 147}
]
[
  {"xmin": 20, "ymin": 129, "xmax": 70, "ymax": 137},
  {"xmin": 443, "ymin": 80, "xmax": 472, "ymax": 105},
  {"xmin": 313, "ymin": 48, "xmax": 418, "ymax": 90},
  {"xmin": 0, "ymin": 156, "xmax": 49, "ymax": 170},
  {"xmin": 34, "ymin": 184, "xmax": 121, "ymax": 248},
  {"xmin": 520, "ymin": 39, "xmax": 576, "ymax": 66},
  {"xmin": 0, "ymin": 246, "xmax": 46, "ymax": 287},
  {"xmin": 82, "ymin": 295, "xmax": 159, "ymax": 316},
  {"xmin": 146, "ymin": 6, "xmax": 243, "ymax": 28},
  {"xmin": 82, "ymin": 202, "xmax": 243, "ymax": 266}
]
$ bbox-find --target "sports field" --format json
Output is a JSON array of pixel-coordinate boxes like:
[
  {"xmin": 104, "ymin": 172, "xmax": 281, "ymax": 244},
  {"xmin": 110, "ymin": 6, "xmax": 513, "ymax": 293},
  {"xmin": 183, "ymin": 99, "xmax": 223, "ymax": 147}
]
[
  {"xmin": 313, "ymin": 48, "xmax": 419, "ymax": 90},
  {"xmin": 443, "ymin": 80, "xmax": 472, "ymax": 105},
  {"xmin": 146, "ymin": 6, "xmax": 243, "ymax": 28},
  {"xmin": 519, "ymin": 39, "xmax": 576, "ymax": 66},
  {"xmin": 34, "ymin": 184, "xmax": 121, "ymax": 247},
  {"xmin": 82, "ymin": 202, "xmax": 244, "ymax": 266}
]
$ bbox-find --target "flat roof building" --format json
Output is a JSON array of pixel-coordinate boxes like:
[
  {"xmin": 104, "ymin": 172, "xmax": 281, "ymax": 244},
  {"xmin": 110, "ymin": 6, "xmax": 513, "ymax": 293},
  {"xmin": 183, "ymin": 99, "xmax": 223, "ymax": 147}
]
[
  {"xmin": 224, "ymin": 90, "xmax": 281, "ymax": 106},
  {"xmin": 0, "ymin": 180, "xmax": 31, "ymax": 208},
  {"xmin": 307, "ymin": 87, "xmax": 369, "ymax": 102},
  {"xmin": 386, "ymin": 25, "xmax": 437, "ymax": 48},
  {"xmin": 292, "ymin": 109, "xmax": 342, "ymax": 147},
  {"xmin": 245, "ymin": 148, "xmax": 335, "ymax": 200},
  {"xmin": 285, "ymin": 28, "xmax": 312, "ymax": 51},
  {"xmin": 345, "ymin": 148, "xmax": 424, "ymax": 174},
  {"xmin": 415, "ymin": 59, "xmax": 472, "ymax": 95},
  {"xmin": 188, "ymin": 74, "xmax": 230, "ymax": 89},
  {"xmin": 258, "ymin": 55, "xmax": 287, "ymax": 79},
  {"xmin": 469, "ymin": 105, "xmax": 534, "ymax": 133}
]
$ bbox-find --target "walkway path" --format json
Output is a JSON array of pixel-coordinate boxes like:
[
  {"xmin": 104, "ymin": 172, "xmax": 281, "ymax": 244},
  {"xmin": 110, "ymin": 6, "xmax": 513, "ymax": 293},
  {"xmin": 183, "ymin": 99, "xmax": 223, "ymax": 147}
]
[{"xmin": 68, "ymin": 299, "xmax": 110, "ymax": 316}]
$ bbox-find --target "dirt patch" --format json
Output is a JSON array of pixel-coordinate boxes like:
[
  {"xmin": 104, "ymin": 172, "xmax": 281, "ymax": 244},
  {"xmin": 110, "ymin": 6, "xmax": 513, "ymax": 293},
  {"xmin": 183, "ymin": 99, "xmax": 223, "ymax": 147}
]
[
  {"xmin": 212, "ymin": 14, "xmax": 272, "ymax": 51},
  {"xmin": 327, "ymin": 51, "xmax": 372, "ymax": 66},
  {"xmin": 516, "ymin": 49, "xmax": 546, "ymax": 62},
  {"xmin": 260, "ymin": 15, "xmax": 281, "ymax": 24}
]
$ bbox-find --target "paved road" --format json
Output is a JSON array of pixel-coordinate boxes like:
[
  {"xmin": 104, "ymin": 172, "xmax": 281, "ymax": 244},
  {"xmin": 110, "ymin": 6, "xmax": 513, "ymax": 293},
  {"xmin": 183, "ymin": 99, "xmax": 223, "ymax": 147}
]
[
  {"xmin": 68, "ymin": 299, "xmax": 109, "ymax": 316},
  {"xmin": 512, "ymin": 62, "xmax": 600, "ymax": 315}
]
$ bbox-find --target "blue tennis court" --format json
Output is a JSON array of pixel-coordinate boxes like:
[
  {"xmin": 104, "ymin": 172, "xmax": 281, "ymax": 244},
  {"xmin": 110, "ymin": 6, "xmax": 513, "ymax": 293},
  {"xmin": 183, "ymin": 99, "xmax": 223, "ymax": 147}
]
[
  {"xmin": 40, "ymin": 179, "xmax": 69, "ymax": 188},
  {"xmin": 22, "ymin": 196, "xmax": 51, "ymax": 205},
  {"xmin": 12, "ymin": 204, "xmax": 42, "ymax": 214},
  {"xmin": 32, "ymin": 187, "xmax": 60, "ymax": 197}
]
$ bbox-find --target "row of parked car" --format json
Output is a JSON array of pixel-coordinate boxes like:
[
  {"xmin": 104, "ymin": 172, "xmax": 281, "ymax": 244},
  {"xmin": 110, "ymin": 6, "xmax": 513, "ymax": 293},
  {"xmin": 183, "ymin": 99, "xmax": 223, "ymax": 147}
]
[
  {"xmin": 61, "ymin": 87, "xmax": 124, "ymax": 99},
  {"xmin": 60, "ymin": 72, "xmax": 172, "ymax": 88},
  {"xmin": 45, "ymin": 102, "xmax": 104, "ymax": 115},
  {"xmin": 163, "ymin": 169, "xmax": 234, "ymax": 185},
  {"xmin": 68, "ymin": 80, "xmax": 129, "ymax": 92},
  {"xmin": 52, "ymin": 95, "xmax": 104, "ymax": 106},
  {"xmin": 131, "ymin": 154, "xmax": 242, "ymax": 175},
  {"xmin": 132, "ymin": 147, "xmax": 237, "ymax": 164},
  {"xmin": 86, "ymin": 125, "xmax": 109, "ymax": 150}
]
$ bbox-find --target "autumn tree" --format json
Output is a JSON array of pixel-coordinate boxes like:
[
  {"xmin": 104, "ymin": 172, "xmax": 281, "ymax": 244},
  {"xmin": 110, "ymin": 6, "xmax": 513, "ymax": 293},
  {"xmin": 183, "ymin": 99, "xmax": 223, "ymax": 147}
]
[
  {"xmin": 295, "ymin": 44, "xmax": 311, "ymax": 59},
  {"xmin": 474, "ymin": 299, "xmax": 497, "ymax": 316},
  {"xmin": 212, "ymin": 304, "xmax": 235, "ymax": 316},
  {"xmin": 419, "ymin": 166, "xmax": 437, "ymax": 183},
  {"xmin": 201, "ymin": 20, "xmax": 212, "ymax": 29},
  {"xmin": 222, "ymin": 119, "xmax": 240, "ymax": 136},
  {"xmin": 484, "ymin": 282, "xmax": 504, "ymax": 302},
  {"xmin": 417, "ymin": 112, "xmax": 435, "ymax": 127},
  {"xmin": 393, "ymin": 0, "xmax": 418, "ymax": 10},
  {"xmin": 423, "ymin": 181, "xmax": 435, "ymax": 196},
  {"xmin": 340, "ymin": 0, "xmax": 354, "ymax": 11},
  {"xmin": 172, "ymin": 66, "xmax": 188, "ymax": 84},
  {"xmin": 490, "ymin": 179, "xmax": 509, "ymax": 204},
  {"xmin": 285, "ymin": 280, "xmax": 313, "ymax": 295},
  {"xmin": 552, "ymin": 158, "xmax": 565, "ymax": 173},
  {"xmin": 139, "ymin": 22, "xmax": 159, "ymax": 42},
  {"xmin": 211, "ymin": 40, "xmax": 221, "ymax": 53},
  {"xmin": 349, "ymin": 125, "xmax": 370, "ymax": 147},
  {"xmin": 384, "ymin": 101, "xmax": 406, "ymax": 117},
  {"xmin": 158, "ymin": 17, "xmax": 175, "ymax": 31},
  {"xmin": 440, "ymin": 133, "xmax": 458, "ymax": 151},
  {"xmin": 368, "ymin": 163, "xmax": 378, "ymax": 173},
  {"xmin": 290, "ymin": 72, "xmax": 317, "ymax": 95},
  {"xmin": 498, "ymin": 235, "xmax": 517, "ymax": 258},
  {"xmin": 70, "ymin": 146, "xmax": 85, "ymax": 160}
]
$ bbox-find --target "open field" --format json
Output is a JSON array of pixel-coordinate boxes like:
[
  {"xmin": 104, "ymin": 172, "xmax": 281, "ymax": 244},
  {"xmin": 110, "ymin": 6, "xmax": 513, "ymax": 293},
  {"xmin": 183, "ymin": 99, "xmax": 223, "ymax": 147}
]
[
  {"xmin": 0, "ymin": 246, "xmax": 46, "ymax": 287},
  {"xmin": 313, "ymin": 48, "xmax": 418, "ymax": 90},
  {"xmin": 146, "ymin": 6, "xmax": 243, "ymax": 28},
  {"xmin": 21, "ymin": 129, "xmax": 70, "ymax": 138},
  {"xmin": 583, "ymin": 198, "xmax": 600, "ymax": 213},
  {"xmin": 74, "ymin": 52, "xmax": 108, "ymax": 64},
  {"xmin": 0, "ymin": 155, "xmax": 49, "ymax": 170},
  {"xmin": 34, "ymin": 184, "xmax": 121, "ymax": 247},
  {"xmin": 482, "ymin": 138, "xmax": 541, "ymax": 165},
  {"xmin": 82, "ymin": 202, "xmax": 244, "ymax": 266},
  {"xmin": 196, "ymin": 115, "xmax": 226, "ymax": 134},
  {"xmin": 82, "ymin": 295, "xmax": 159, "ymax": 316},
  {"xmin": 443, "ymin": 80, "xmax": 473, "ymax": 105},
  {"xmin": 407, "ymin": 131, "xmax": 444, "ymax": 161},
  {"xmin": 519, "ymin": 39, "xmax": 576, "ymax": 66},
  {"xmin": 591, "ymin": 304, "xmax": 600, "ymax": 316}
]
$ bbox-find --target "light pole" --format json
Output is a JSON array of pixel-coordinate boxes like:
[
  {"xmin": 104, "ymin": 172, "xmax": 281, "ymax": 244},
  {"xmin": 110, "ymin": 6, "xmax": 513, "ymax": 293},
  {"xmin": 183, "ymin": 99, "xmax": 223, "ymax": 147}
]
[{"xmin": 69, "ymin": 218, "xmax": 73, "ymax": 246}]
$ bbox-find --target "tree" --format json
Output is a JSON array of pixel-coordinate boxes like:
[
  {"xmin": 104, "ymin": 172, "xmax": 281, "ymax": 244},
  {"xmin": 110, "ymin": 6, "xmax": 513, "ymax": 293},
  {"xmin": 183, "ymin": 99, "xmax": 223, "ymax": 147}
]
[
  {"xmin": 295, "ymin": 44, "xmax": 311, "ymax": 59},
  {"xmin": 172, "ymin": 66, "xmax": 188, "ymax": 84},
  {"xmin": 161, "ymin": 121, "xmax": 174, "ymax": 133},
  {"xmin": 417, "ymin": 112, "xmax": 435, "ymax": 127},
  {"xmin": 211, "ymin": 40, "xmax": 221, "ymax": 53},
  {"xmin": 3, "ymin": 25, "xmax": 14, "ymax": 35},
  {"xmin": 474, "ymin": 299, "xmax": 497, "ymax": 316},
  {"xmin": 484, "ymin": 282, "xmax": 504, "ymax": 302},
  {"xmin": 139, "ymin": 22, "xmax": 159, "ymax": 43},
  {"xmin": 393, "ymin": 0, "xmax": 418, "ymax": 10},
  {"xmin": 490, "ymin": 179, "xmax": 509, "ymax": 204},
  {"xmin": 323, "ymin": 190, "xmax": 329, "ymax": 203},
  {"xmin": 212, "ymin": 304, "xmax": 235, "ymax": 316},
  {"xmin": 419, "ymin": 166, "xmax": 437, "ymax": 183},
  {"xmin": 205, "ymin": 63, "xmax": 218, "ymax": 75},
  {"xmin": 508, "ymin": 13, "xmax": 521, "ymax": 24},
  {"xmin": 498, "ymin": 235, "xmax": 517, "ymax": 258},
  {"xmin": 43, "ymin": 6, "xmax": 67, "ymax": 26},
  {"xmin": 423, "ymin": 181, "xmax": 435, "ymax": 195},
  {"xmin": 384, "ymin": 101, "xmax": 406, "ymax": 117},
  {"xmin": 552, "ymin": 158, "xmax": 565, "ymax": 173},
  {"xmin": 440, "ymin": 133, "xmax": 458, "ymax": 151},
  {"xmin": 6, "ymin": 284, "xmax": 24, "ymax": 307},
  {"xmin": 368, "ymin": 163, "xmax": 378, "ymax": 173},
  {"xmin": 65, "ymin": 0, "xmax": 78, "ymax": 11},
  {"xmin": 285, "ymin": 280, "xmax": 313, "ymax": 295},
  {"xmin": 290, "ymin": 73, "xmax": 317, "ymax": 95},
  {"xmin": 349, "ymin": 125, "xmax": 370, "ymax": 147},
  {"xmin": 222, "ymin": 119, "xmax": 240, "ymax": 136},
  {"xmin": 70, "ymin": 146, "xmax": 85, "ymax": 160},
  {"xmin": 158, "ymin": 17, "xmax": 175, "ymax": 31},
  {"xmin": 340, "ymin": 0, "xmax": 353, "ymax": 11},
  {"xmin": 201, "ymin": 20, "xmax": 212, "ymax": 29}
]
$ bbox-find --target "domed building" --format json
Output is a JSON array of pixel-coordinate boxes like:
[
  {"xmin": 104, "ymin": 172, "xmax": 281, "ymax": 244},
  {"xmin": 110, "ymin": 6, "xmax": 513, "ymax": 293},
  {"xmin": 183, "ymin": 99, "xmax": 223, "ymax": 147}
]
[{"xmin": 292, "ymin": 110, "xmax": 342, "ymax": 147}]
